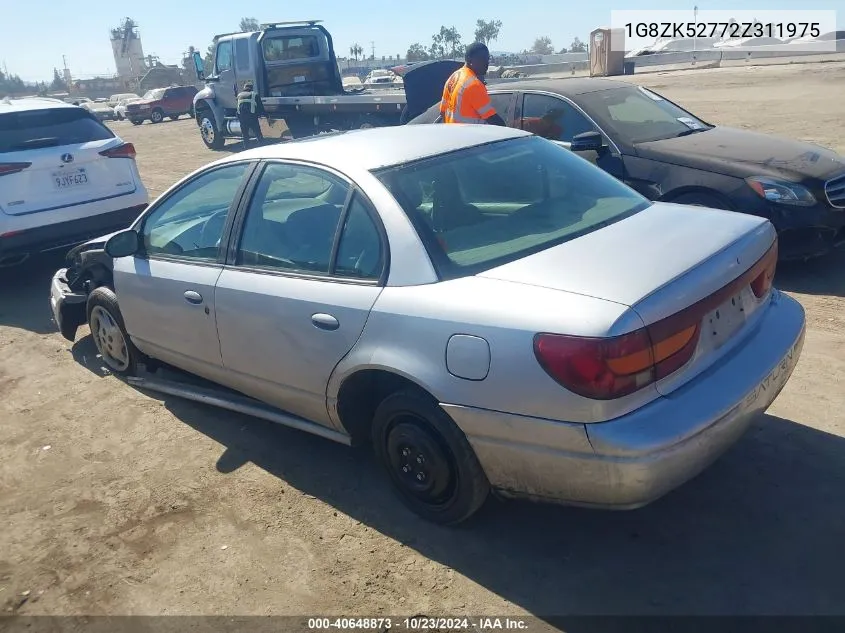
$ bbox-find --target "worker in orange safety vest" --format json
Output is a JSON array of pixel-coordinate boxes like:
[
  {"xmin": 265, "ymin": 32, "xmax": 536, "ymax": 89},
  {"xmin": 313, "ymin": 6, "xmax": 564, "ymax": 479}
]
[{"xmin": 437, "ymin": 42, "xmax": 507, "ymax": 126}]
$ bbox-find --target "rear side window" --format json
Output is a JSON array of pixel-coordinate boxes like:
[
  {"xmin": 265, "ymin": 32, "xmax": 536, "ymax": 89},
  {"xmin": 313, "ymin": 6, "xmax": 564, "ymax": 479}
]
[{"xmin": 0, "ymin": 108, "xmax": 114, "ymax": 153}]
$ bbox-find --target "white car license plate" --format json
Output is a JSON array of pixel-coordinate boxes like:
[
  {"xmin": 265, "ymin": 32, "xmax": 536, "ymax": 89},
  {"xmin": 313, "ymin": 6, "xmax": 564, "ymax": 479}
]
[{"xmin": 53, "ymin": 168, "xmax": 89, "ymax": 190}]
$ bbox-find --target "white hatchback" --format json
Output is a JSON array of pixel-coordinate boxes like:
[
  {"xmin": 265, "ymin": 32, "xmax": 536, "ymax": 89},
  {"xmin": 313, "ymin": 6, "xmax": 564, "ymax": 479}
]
[{"xmin": 0, "ymin": 98, "xmax": 149, "ymax": 266}]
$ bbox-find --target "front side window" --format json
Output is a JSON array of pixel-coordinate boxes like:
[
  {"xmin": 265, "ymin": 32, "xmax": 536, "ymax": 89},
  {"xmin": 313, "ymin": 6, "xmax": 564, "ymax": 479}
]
[
  {"xmin": 489, "ymin": 92, "xmax": 515, "ymax": 123},
  {"xmin": 576, "ymin": 85, "xmax": 711, "ymax": 143},
  {"xmin": 237, "ymin": 162, "xmax": 350, "ymax": 274},
  {"xmin": 216, "ymin": 41, "xmax": 234, "ymax": 72},
  {"xmin": 520, "ymin": 93, "xmax": 597, "ymax": 143},
  {"xmin": 142, "ymin": 163, "xmax": 250, "ymax": 260},
  {"xmin": 375, "ymin": 136, "xmax": 650, "ymax": 278}
]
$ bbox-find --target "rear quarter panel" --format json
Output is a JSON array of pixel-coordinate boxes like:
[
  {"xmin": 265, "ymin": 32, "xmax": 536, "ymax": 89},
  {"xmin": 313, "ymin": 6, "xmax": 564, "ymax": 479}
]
[{"xmin": 326, "ymin": 276, "xmax": 662, "ymax": 425}]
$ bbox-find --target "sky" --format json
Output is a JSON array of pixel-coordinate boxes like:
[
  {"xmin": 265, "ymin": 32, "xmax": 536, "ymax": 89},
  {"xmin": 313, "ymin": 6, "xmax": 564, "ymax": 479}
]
[{"xmin": 0, "ymin": 0, "xmax": 841, "ymax": 82}]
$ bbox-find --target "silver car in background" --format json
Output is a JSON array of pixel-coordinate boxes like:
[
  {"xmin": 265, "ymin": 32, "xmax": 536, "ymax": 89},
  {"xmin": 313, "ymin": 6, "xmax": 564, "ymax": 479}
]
[{"xmin": 49, "ymin": 125, "xmax": 805, "ymax": 524}]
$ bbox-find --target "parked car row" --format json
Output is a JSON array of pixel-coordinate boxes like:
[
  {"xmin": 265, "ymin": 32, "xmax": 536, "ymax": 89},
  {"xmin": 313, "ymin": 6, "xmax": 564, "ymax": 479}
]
[{"xmin": 404, "ymin": 72, "xmax": 845, "ymax": 260}]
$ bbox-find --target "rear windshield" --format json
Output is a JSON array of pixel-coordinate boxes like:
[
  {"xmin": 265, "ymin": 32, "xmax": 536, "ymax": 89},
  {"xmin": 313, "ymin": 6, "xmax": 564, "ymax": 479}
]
[
  {"xmin": 262, "ymin": 34, "xmax": 321, "ymax": 61},
  {"xmin": 0, "ymin": 108, "xmax": 114, "ymax": 153},
  {"xmin": 374, "ymin": 135, "xmax": 650, "ymax": 279}
]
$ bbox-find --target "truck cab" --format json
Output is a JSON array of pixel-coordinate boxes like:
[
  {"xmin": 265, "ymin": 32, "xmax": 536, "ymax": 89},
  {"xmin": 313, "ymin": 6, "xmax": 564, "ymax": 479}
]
[{"xmin": 191, "ymin": 20, "xmax": 405, "ymax": 150}]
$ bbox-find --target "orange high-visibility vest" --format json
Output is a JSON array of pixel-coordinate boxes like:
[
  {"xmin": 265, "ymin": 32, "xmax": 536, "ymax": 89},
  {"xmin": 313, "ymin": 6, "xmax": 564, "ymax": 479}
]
[{"xmin": 439, "ymin": 66, "xmax": 497, "ymax": 124}]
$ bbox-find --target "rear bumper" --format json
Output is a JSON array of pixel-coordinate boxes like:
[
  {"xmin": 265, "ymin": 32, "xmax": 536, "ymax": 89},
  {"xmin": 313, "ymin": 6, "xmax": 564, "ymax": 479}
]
[
  {"xmin": 0, "ymin": 202, "xmax": 147, "ymax": 261},
  {"xmin": 443, "ymin": 290, "xmax": 806, "ymax": 508}
]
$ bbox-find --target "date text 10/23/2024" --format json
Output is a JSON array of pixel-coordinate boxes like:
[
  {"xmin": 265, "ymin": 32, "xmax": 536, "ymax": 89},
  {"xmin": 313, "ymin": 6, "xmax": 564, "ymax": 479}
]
[{"xmin": 307, "ymin": 617, "xmax": 531, "ymax": 631}]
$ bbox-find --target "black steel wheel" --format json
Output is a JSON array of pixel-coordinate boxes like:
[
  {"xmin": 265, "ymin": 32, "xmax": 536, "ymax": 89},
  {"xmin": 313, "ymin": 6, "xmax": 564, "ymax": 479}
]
[{"xmin": 372, "ymin": 389, "xmax": 489, "ymax": 525}]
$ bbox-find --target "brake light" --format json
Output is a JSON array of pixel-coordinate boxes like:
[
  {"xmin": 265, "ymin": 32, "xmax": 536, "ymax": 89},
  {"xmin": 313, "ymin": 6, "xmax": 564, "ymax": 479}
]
[
  {"xmin": 99, "ymin": 143, "xmax": 136, "ymax": 159},
  {"xmin": 0, "ymin": 162, "xmax": 32, "ymax": 177},
  {"xmin": 750, "ymin": 240, "xmax": 777, "ymax": 298},
  {"xmin": 534, "ymin": 239, "xmax": 778, "ymax": 400}
]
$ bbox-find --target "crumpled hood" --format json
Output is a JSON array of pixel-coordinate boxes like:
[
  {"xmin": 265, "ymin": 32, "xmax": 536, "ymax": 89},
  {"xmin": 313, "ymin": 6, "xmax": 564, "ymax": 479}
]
[{"xmin": 636, "ymin": 126, "xmax": 845, "ymax": 181}]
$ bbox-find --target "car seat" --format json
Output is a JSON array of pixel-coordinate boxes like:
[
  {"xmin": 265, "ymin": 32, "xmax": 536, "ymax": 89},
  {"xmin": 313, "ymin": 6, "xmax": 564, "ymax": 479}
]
[{"xmin": 431, "ymin": 169, "xmax": 485, "ymax": 232}]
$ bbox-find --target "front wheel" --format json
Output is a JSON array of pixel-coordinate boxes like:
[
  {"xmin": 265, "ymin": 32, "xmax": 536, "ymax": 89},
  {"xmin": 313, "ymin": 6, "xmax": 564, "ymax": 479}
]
[
  {"xmin": 372, "ymin": 390, "xmax": 490, "ymax": 525},
  {"xmin": 86, "ymin": 286, "xmax": 141, "ymax": 377},
  {"xmin": 198, "ymin": 111, "xmax": 225, "ymax": 150},
  {"xmin": 150, "ymin": 109, "xmax": 164, "ymax": 124}
]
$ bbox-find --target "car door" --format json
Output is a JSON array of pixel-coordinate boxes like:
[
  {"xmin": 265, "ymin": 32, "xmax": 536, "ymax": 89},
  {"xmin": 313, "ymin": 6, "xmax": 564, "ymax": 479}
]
[
  {"xmin": 213, "ymin": 40, "xmax": 238, "ymax": 113},
  {"xmin": 517, "ymin": 91, "xmax": 625, "ymax": 180},
  {"xmin": 113, "ymin": 160, "xmax": 257, "ymax": 379},
  {"xmin": 213, "ymin": 161, "xmax": 386, "ymax": 427}
]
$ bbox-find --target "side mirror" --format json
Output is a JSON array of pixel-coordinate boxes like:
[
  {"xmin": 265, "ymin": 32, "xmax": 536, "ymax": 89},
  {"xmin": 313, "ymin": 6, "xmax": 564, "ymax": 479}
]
[
  {"xmin": 570, "ymin": 130, "xmax": 604, "ymax": 152},
  {"xmin": 192, "ymin": 51, "xmax": 205, "ymax": 81},
  {"xmin": 105, "ymin": 230, "xmax": 141, "ymax": 259}
]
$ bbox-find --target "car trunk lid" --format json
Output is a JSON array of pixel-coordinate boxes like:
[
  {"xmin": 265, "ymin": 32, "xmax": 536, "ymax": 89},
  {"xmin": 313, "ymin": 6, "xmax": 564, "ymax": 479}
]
[
  {"xmin": 0, "ymin": 108, "xmax": 138, "ymax": 216},
  {"xmin": 479, "ymin": 201, "xmax": 778, "ymax": 396}
]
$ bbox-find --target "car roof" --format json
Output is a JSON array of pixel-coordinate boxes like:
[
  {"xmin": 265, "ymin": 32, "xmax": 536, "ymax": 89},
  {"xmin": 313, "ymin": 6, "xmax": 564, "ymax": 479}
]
[
  {"xmin": 221, "ymin": 124, "xmax": 532, "ymax": 172},
  {"xmin": 487, "ymin": 76, "xmax": 632, "ymax": 96},
  {"xmin": 0, "ymin": 97, "xmax": 80, "ymax": 114}
]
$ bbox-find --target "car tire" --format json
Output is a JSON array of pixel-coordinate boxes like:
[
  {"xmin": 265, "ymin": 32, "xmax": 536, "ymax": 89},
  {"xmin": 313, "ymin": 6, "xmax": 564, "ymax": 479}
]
[
  {"xmin": 150, "ymin": 109, "xmax": 164, "ymax": 124},
  {"xmin": 670, "ymin": 192, "xmax": 733, "ymax": 210},
  {"xmin": 86, "ymin": 286, "xmax": 140, "ymax": 377},
  {"xmin": 169, "ymin": 114, "xmax": 180, "ymax": 121},
  {"xmin": 197, "ymin": 110, "xmax": 225, "ymax": 150},
  {"xmin": 372, "ymin": 389, "xmax": 490, "ymax": 525},
  {"xmin": 130, "ymin": 119, "xmax": 143, "ymax": 126}
]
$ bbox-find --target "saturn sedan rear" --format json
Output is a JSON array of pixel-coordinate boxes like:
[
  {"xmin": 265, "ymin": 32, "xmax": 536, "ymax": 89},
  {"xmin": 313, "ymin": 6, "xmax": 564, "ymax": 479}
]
[{"xmin": 50, "ymin": 124, "xmax": 805, "ymax": 524}]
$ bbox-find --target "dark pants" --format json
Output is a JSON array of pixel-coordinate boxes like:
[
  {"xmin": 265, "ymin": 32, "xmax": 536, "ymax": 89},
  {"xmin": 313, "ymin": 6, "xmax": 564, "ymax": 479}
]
[{"xmin": 238, "ymin": 114, "xmax": 263, "ymax": 149}]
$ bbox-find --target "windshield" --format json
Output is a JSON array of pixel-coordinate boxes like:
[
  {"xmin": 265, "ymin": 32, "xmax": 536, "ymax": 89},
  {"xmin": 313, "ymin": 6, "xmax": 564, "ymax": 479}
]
[
  {"xmin": 576, "ymin": 85, "xmax": 712, "ymax": 143},
  {"xmin": 374, "ymin": 136, "xmax": 650, "ymax": 279},
  {"xmin": 143, "ymin": 89, "xmax": 165, "ymax": 100},
  {"xmin": 0, "ymin": 108, "xmax": 114, "ymax": 153}
]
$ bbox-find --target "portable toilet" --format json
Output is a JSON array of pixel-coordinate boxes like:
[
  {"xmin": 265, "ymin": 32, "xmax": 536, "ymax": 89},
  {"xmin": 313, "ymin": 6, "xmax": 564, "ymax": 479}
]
[{"xmin": 590, "ymin": 27, "xmax": 626, "ymax": 76}]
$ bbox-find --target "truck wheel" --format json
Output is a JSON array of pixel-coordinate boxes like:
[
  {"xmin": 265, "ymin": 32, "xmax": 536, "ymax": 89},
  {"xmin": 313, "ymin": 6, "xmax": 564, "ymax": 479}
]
[
  {"xmin": 198, "ymin": 111, "xmax": 225, "ymax": 150},
  {"xmin": 150, "ymin": 109, "xmax": 164, "ymax": 124},
  {"xmin": 86, "ymin": 286, "xmax": 141, "ymax": 377}
]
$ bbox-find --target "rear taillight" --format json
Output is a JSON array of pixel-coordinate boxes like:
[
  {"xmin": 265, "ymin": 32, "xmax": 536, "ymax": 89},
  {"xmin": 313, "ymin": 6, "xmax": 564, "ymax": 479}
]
[
  {"xmin": 0, "ymin": 162, "xmax": 32, "ymax": 177},
  {"xmin": 750, "ymin": 240, "xmax": 777, "ymax": 298},
  {"xmin": 534, "ymin": 239, "xmax": 779, "ymax": 400},
  {"xmin": 99, "ymin": 143, "xmax": 136, "ymax": 159}
]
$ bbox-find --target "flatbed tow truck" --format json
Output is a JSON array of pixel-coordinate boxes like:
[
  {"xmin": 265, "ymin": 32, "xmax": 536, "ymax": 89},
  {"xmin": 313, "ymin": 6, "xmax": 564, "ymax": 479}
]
[{"xmin": 190, "ymin": 20, "xmax": 407, "ymax": 149}]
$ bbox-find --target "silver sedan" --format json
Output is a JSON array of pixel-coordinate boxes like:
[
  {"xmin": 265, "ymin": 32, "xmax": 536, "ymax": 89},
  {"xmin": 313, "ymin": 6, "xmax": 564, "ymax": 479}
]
[{"xmin": 50, "ymin": 124, "xmax": 806, "ymax": 524}]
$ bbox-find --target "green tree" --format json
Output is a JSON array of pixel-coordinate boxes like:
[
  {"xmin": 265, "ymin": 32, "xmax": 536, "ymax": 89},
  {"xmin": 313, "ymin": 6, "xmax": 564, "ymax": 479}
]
[
  {"xmin": 406, "ymin": 43, "xmax": 430, "ymax": 62},
  {"xmin": 473, "ymin": 19, "xmax": 502, "ymax": 46},
  {"xmin": 569, "ymin": 37, "xmax": 587, "ymax": 52},
  {"xmin": 50, "ymin": 68, "xmax": 67, "ymax": 91},
  {"xmin": 530, "ymin": 36, "xmax": 554, "ymax": 55},
  {"xmin": 430, "ymin": 26, "xmax": 462, "ymax": 59},
  {"xmin": 239, "ymin": 17, "xmax": 259, "ymax": 32}
]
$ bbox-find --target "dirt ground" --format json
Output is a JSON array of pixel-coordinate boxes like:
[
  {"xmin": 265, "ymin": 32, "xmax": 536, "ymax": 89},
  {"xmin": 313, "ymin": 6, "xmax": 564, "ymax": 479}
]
[{"xmin": 2, "ymin": 61, "xmax": 844, "ymax": 623}]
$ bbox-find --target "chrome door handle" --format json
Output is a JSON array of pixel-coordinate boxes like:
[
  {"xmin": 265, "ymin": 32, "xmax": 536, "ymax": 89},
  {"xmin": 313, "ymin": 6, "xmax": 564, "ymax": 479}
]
[
  {"xmin": 184, "ymin": 290, "xmax": 203, "ymax": 304},
  {"xmin": 311, "ymin": 313, "xmax": 339, "ymax": 331}
]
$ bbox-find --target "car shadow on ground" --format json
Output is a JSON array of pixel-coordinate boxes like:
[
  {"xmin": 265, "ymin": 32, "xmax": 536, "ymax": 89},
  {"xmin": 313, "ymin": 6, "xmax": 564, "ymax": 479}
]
[
  {"xmin": 775, "ymin": 249, "xmax": 845, "ymax": 297},
  {"xmin": 121, "ymin": 383, "xmax": 845, "ymax": 620},
  {"xmin": 0, "ymin": 252, "xmax": 68, "ymax": 335}
]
